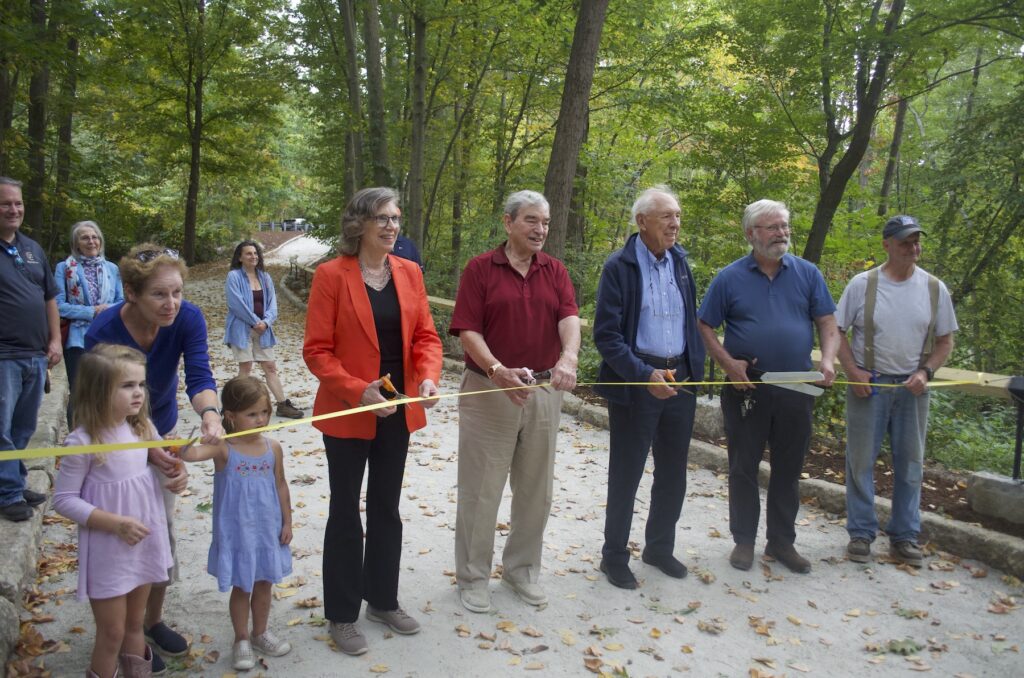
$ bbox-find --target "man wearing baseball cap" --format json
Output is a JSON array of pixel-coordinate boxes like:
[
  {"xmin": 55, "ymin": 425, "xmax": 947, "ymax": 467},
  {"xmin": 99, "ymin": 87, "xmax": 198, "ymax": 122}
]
[{"xmin": 834, "ymin": 215, "xmax": 958, "ymax": 566}]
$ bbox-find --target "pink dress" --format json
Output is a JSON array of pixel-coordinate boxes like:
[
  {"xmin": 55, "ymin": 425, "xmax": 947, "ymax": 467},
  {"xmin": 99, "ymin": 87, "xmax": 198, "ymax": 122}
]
[{"xmin": 53, "ymin": 423, "xmax": 173, "ymax": 601}]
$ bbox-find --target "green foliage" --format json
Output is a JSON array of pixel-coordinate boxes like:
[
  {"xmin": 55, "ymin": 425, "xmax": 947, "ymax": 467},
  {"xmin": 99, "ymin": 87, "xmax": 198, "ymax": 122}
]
[{"xmin": 926, "ymin": 391, "xmax": 1017, "ymax": 475}]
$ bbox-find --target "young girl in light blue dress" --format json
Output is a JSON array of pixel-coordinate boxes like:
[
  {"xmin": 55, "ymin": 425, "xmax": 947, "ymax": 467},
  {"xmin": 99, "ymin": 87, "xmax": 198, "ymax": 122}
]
[{"xmin": 179, "ymin": 376, "xmax": 293, "ymax": 671}]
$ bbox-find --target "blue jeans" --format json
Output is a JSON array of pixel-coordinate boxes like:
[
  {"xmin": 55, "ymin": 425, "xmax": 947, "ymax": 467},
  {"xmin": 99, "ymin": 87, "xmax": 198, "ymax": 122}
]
[
  {"xmin": 845, "ymin": 378, "xmax": 929, "ymax": 543},
  {"xmin": 0, "ymin": 356, "xmax": 47, "ymax": 506}
]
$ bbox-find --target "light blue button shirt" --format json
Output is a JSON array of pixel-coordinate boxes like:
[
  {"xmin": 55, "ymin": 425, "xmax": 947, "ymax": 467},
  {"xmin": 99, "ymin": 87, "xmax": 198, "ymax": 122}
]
[{"xmin": 634, "ymin": 236, "xmax": 685, "ymax": 358}]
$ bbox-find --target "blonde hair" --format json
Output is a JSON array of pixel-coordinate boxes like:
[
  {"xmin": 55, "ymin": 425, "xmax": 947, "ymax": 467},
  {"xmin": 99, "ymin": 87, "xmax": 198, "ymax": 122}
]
[
  {"xmin": 221, "ymin": 375, "xmax": 272, "ymax": 434},
  {"xmin": 119, "ymin": 242, "xmax": 188, "ymax": 296},
  {"xmin": 72, "ymin": 344, "xmax": 155, "ymax": 453}
]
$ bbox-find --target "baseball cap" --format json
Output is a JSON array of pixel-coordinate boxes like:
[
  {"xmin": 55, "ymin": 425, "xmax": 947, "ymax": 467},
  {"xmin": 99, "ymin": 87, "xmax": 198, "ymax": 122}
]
[{"xmin": 883, "ymin": 215, "xmax": 925, "ymax": 240}]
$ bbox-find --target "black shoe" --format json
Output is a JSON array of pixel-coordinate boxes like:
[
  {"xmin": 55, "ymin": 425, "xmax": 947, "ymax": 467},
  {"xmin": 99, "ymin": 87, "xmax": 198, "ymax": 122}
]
[
  {"xmin": 730, "ymin": 543, "xmax": 754, "ymax": 571},
  {"xmin": 599, "ymin": 559, "xmax": 638, "ymax": 590},
  {"xmin": 23, "ymin": 489, "xmax": 46, "ymax": 508},
  {"xmin": 0, "ymin": 501, "xmax": 33, "ymax": 522},
  {"xmin": 150, "ymin": 646, "xmax": 166, "ymax": 676},
  {"xmin": 641, "ymin": 550, "xmax": 688, "ymax": 578},
  {"xmin": 144, "ymin": 621, "xmax": 189, "ymax": 656},
  {"xmin": 765, "ymin": 541, "xmax": 811, "ymax": 574}
]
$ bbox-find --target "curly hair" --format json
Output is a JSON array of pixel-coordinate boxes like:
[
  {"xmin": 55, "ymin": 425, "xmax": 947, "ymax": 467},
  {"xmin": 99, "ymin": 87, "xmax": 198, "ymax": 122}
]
[
  {"xmin": 230, "ymin": 240, "xmax": 265, "ymax": 270},
  {"xmin": 119, "ymin": 243, "xmax": 188, "ymax": 295},
  {"xmin": 339, "ymin": 187, "xmax": 400, "ymax": 256}
]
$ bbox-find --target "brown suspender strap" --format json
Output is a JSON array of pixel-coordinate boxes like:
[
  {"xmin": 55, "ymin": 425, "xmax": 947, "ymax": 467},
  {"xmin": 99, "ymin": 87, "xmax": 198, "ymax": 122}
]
[
  {"xmin": 863, "ymin": 268, "xmax": 880, "ymax": 372},
  {"xmin": 862, "ymin": 266, "xmax": 939, "ymax": 373}
]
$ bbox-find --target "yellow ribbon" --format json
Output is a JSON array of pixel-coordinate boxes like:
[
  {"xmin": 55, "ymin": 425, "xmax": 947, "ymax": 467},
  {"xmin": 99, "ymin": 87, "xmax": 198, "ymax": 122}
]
[{"xmin": 0, "ymin": 375, "xmax": 987, "ymax": 463}]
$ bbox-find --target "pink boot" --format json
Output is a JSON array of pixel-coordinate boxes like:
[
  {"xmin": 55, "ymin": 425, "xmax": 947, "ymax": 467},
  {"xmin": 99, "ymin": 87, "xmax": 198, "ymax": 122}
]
[
  {"xmin": 86, "ymin": 667, "xmax": 118, "ymax": 677},
  {"xmin": 119, "ymin": 645, "xmax": 153, "ymax": 678}
]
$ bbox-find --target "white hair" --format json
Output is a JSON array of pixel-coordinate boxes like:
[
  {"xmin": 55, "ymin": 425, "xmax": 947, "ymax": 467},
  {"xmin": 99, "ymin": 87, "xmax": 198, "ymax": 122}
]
[
  {"xmin": 503, "ymin": 190, "xmax": 548, "ymax": 221},
  {"xmin": 742, "ymin": 199, "xmax": 789, "ymax": 234},
  {"xmin": 631, "ymin": 185, "xmax": 677, "ymax": 225}
]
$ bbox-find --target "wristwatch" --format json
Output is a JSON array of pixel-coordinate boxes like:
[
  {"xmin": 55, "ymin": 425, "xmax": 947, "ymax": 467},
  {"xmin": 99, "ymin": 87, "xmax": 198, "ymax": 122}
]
[
  {"xmin": 920, "ymin": 366, "xmax": 934, "ymax": 381},
  {"xmin": 486, "ymin": 362, "xmax": 503, "ymax": 379}
]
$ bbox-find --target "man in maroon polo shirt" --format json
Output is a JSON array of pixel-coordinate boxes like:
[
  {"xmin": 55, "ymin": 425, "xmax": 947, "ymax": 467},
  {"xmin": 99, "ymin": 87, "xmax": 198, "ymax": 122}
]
[{"xmin": 450, "ymin": 190, "xmax": 581, "ymax": 614}]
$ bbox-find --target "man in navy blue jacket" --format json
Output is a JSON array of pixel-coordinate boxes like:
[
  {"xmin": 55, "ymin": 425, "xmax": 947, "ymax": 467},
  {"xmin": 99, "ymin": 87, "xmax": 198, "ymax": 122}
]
[{"xmin": 593, "ymin": 186, "xmax": 705, "ymax": 589}]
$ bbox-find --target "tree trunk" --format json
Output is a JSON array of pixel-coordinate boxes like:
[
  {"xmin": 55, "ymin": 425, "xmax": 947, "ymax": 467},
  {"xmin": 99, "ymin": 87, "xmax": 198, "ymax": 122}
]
[
  {"xmin": 362, "ymin": 0, "xmax": 390, "ymax": 186},
  {"xmin": 183, "ymin": 0, "xmax": 205, "ymax": 265},
  {"xmin": 51, "ymin": 35, "xmax": 79, "ymax": 254},
  {"xmin": 802, "ymin": 0, "xmax": 906, "ymax": 264},
  {"xmin": 406, "ymin": 9, "xmax": 427, "ymax": 247},
  {"xmin": 542, "ymin": 0, "xmax": 610, "ymax": 260},
  {"xmin": 877, "ymin": 96, "xmax": 908, "ymax": 216},
  {"xmin": 26, "ymin": 0, "xmax": 50, "ymax": 236},
  {"xmin": 0, "ymin": 58, "xmax": 17, "ymax": 175},
  {"xmin": 340, "ymin": 0, "xmax": 364, "ymax": 189}
]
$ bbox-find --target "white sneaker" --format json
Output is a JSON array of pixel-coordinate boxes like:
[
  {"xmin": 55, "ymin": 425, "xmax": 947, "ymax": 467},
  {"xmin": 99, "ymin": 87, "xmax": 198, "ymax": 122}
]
[
  {"xmin": 232, "ymin": 639, "xmax": 255, "ymax": 671},
  {"xmin": 251, "ymin": 629, "xmax": 291, "ymax": 657}
]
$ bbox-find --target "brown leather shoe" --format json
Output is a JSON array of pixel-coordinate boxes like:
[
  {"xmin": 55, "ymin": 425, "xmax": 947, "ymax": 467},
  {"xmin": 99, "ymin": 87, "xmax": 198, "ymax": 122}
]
[
  {"xmin": 729, "ymin": 543, "xmax": 754, "ymax": 571},
  {"xmin": 765, "ymin": 541, "xmax": 811, "ymax": 574}
]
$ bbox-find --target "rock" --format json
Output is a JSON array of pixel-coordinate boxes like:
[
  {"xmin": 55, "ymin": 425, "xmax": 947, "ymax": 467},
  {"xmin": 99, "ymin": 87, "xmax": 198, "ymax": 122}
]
[
  {"xmin": 0, "ymin": 596, "xmax": 18, "ymax": 665},
  {"xmin": 967, "ymin": 471, "xmax": 1024, "ymax": 525}
]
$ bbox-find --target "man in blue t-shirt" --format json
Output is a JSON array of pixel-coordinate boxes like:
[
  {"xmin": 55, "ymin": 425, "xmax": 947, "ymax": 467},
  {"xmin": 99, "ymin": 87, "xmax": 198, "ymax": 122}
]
[
  {"xmin": 697, "ymin": 199, "xmax": 838, "ymax": 574},
  {"xmin": 0, "ymin": 177, "xmax": 62, "ymax": 522}
]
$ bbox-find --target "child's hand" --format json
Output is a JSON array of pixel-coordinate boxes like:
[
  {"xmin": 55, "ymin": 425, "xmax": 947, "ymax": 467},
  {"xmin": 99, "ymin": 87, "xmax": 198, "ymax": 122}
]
[
  {"xmin": 280, "ymin": 523, "xmax": 293, "ymax": 546},
  {"xmin": 116, "ymin": 517, "xmax": 151, "ymax": 545}
]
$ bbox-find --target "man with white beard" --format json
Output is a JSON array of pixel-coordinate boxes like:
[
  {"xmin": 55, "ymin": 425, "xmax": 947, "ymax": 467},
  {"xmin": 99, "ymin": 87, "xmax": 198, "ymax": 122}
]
[{"xmin": 697, "ymin": 200, "xmax": 839, "ymax": 574}]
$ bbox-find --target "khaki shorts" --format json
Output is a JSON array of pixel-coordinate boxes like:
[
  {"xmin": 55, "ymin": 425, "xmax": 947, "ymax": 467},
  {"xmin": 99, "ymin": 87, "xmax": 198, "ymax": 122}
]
[{"xmin": 229, "ymin": 329, "xmax": 276, "ymax": 363}]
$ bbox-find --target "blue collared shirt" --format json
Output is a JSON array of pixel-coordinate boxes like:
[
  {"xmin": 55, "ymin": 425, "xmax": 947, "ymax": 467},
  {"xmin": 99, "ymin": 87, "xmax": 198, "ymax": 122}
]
[{"xmin": 633, "ymin": 235, "xmax": 685, "ymax": 358}]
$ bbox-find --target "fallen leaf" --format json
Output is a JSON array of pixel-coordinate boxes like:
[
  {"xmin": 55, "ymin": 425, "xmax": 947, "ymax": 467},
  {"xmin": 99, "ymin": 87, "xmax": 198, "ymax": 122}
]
[{"xmin": 369, "ymin": 664, "xmax": 389, "ymax": 673}]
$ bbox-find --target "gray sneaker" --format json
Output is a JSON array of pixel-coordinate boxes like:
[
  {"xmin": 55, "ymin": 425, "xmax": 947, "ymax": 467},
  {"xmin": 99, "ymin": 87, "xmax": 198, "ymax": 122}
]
[
  {"xmin": 251, "ymin": 629, "xmax": 291, "ymax": 657},
  {"xmin": 329, "ymin": 622, "xmax": 368, "ymax": 655},
  {"xmin": 847, "ymin": 538, "xmax": 872, "ymax": 563},
  {"xmin": 459, "ymin": 586, "xmax": 491, "ymax": 613},
  {"xmin": 890, "ymin": 541, "xmax": 923, "ymax": 568},
  {"xmin": 366, "ymin": 606, "xmax": 421, "ymax": 635}
]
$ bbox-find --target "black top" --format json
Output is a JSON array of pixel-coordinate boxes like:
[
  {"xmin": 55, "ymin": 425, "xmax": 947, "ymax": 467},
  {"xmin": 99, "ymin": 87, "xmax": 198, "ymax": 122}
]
[
  {"xmin": 366, "ymin": 279, "xmax": 404, "ymax": 386},
  {"xmin": 0, "ymin": 232, "xmax": 58, "ymax": 359}
]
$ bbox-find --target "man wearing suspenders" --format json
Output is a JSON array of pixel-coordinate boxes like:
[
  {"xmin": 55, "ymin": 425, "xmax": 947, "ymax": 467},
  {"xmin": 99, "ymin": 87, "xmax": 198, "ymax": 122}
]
[{"xmin": 835, "ymin": 215, "xmax": 958, "ymax": 567}]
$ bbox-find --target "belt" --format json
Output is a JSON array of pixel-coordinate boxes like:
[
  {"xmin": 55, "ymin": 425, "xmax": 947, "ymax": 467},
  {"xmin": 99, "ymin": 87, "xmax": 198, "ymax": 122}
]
[
  {"xmin": 636, "ymin": 352, "xmax": 688, "ymax": 374},
  {"xmin": 465, "ymin": 364, "xmax": 554, "ymax": 379}
]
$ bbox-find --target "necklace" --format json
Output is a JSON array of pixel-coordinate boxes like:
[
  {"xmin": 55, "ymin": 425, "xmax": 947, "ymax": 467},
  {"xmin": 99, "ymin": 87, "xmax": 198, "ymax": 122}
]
[{"xmin": 360, "ymin": 257, "xmax": 392, "ymax": 291}]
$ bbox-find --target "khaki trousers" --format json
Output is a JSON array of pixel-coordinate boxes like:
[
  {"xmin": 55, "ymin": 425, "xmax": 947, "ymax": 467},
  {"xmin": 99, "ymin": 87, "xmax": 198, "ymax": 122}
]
[{"xmin": 454, "ymin": 369, "xmax": 563, "ymax": 589}]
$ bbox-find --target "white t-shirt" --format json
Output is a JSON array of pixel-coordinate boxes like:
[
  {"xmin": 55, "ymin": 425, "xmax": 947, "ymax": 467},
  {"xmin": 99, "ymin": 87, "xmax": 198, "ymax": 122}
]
[{"xmin": 835, "ymin": 266, "xmax": 958, "ymax": 376}]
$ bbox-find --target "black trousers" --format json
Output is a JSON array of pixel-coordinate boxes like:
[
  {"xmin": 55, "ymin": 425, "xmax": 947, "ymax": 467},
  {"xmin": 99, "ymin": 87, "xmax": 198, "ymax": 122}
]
[
  {"xmin": 601, "ymin": 387, "xmax": 696, "ymax": 567},
  {"xmin": 721, "ymin": 385, "xmax": 814, "ymax": 546},
  {"xmin": 322, "ymin": 412, "xmax": 410, "ymax": 623},
  {"xmin": 63, "ymin": 346, "xmax": 85, "ymax": 426}
]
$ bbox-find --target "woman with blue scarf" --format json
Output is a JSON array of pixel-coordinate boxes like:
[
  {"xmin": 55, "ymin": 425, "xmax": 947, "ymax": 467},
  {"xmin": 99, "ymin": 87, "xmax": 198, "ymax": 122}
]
[
  {"xmin": 54, "ymin": 220, "xmax": 124, "ymax": 423},
  {"xmin": 225, "ymin": 240, "xmax": 304, "ymax": 419}
]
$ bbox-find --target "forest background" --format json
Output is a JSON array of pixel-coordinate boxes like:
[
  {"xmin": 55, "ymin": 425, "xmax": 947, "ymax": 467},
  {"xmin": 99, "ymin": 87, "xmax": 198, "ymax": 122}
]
[{"xmin": 1, "ymin": 0, "xmax": 1022, "ymax": 474}]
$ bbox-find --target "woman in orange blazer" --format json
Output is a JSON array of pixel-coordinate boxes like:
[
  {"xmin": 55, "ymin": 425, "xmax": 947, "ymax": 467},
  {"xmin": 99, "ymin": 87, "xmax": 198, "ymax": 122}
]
[{"xmin": 303, "ymin": 187, "xmax": 442, "ymax": 657}]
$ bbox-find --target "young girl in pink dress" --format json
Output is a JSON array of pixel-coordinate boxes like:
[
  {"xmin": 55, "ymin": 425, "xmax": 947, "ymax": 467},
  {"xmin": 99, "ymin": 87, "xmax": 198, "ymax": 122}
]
[
  {"xmin": 53, "ymin": 344, "xmax": 172, "ymax": 678},
  {"xmin": 179, "ymin": 375, "xmax": 293, "ymax": 671}
]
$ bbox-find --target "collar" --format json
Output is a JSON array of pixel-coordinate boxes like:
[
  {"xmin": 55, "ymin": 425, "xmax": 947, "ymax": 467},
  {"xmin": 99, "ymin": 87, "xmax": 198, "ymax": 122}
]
[
  {"xmin": 745, "ymin": 252, "xmax": 791, "ymax": 271},
  {"xmin": 491, "ymin": 241, "xmax": 551, "ymax": 268},
  {"xmin": 622, "ymin": 232, "xmax": 687, "ymax": 265}
]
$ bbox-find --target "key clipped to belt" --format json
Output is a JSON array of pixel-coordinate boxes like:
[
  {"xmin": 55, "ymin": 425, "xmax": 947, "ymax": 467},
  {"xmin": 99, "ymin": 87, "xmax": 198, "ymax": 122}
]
[{"xmin": 740, "ymin": 391, "xmax": 754, "ymax": 419}]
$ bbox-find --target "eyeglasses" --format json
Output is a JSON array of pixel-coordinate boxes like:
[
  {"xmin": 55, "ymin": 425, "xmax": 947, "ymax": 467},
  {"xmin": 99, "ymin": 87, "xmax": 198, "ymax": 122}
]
[
  {"xmin": 3, "ymin": 244, "xmax": 25, "ymax": 270},
  {"xmin": 371, "ymin": 215, "xmax": 401, "ymax": 228},
  {"xmin": 134, "ymin": 248, "xmax": 180, "ymax": 262},
  {"xmin": 755, "ymin": 223, "xmax": 790, "ymax": 234}
]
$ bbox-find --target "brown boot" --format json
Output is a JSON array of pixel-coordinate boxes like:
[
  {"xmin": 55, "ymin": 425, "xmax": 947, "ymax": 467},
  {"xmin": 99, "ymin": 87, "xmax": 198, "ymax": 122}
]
[
  {"xmin": 765, "ymin": 541, "xmax": 811, "ymax": 574},
  {"xmin": 119, "ymin": 645, "xmax": 153, "ymax": 678}
]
